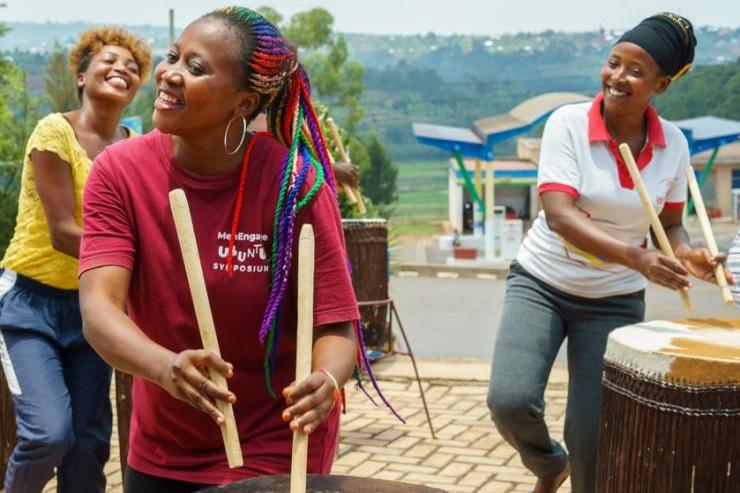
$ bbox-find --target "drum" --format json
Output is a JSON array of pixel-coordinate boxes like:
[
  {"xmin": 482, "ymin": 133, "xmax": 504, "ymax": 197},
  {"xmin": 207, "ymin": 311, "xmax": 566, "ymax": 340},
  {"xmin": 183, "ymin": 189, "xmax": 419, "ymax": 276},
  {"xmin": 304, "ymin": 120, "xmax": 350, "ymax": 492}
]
[
  {"xmin": 198, "ymin": 474, "xmax": 447, "ymax": 492},
  {"xmin": 0, "ymin": 364, "xmax": 17, "ymax": 485},
  {"xmin": 342, "ymin": 219, "xmax": 389, "ymax": 348},
  {"xmin": 596, "ymin": 319, "xmax": 740, "ymax": 493}
]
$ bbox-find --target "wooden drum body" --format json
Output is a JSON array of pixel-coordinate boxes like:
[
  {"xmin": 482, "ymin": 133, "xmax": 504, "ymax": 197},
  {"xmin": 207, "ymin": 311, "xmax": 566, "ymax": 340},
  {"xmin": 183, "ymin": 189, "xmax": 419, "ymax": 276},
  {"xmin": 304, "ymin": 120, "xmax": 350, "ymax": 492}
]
[
  {"xmin": 342, "ymin": 219, "xmax": 389, "ymax": 348},
  {"xmin": 199, "ymin": 474, "xmax": 447, "ymax": 492},
  {"xmin": 597, "ymin": 319, "xmax": 740, "ymax": 493}
]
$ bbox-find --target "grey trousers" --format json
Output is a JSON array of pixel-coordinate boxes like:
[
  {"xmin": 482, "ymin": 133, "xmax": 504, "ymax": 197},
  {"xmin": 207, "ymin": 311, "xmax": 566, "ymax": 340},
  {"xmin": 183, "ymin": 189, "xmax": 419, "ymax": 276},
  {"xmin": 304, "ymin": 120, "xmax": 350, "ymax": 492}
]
[{"xmin": 487, "ymin": 261, "xmax": 644, "ymax": 493}]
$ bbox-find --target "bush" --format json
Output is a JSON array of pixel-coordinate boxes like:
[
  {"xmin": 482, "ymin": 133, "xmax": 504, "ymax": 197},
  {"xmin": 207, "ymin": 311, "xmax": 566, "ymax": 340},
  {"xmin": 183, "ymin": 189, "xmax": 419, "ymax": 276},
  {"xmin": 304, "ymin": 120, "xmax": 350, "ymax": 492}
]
[
  {"xmin": 0, "ymin": 52, "xmax": 40, "ymax": 256},
  {"xmin": 0, "ymin": 162, "xmax": 21, "ymax": 256}
]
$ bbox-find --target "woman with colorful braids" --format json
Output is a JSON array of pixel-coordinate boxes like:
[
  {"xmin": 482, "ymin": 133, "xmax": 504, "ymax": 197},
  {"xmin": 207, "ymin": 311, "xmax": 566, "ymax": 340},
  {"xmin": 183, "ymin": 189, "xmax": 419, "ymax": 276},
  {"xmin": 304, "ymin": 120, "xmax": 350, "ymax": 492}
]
[
  {"xmin": 79, "ymin": 7, "xmax": 371, "ymax": 491},
  {"xmin": 0, "ymin": 27, "xmax": 149, "ymax": 493},
  {"xmin": 486, "ymin": 13, "xmax": 731, "ymax": 493}
]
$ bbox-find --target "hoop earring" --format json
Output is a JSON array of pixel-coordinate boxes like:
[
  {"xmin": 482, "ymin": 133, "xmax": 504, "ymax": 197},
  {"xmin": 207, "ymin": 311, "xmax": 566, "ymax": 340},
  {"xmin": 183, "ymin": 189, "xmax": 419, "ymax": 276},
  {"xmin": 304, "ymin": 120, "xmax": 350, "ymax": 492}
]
[{"xmin": 224, "ymin": 115, "xmax": 247, "ymax": 155}]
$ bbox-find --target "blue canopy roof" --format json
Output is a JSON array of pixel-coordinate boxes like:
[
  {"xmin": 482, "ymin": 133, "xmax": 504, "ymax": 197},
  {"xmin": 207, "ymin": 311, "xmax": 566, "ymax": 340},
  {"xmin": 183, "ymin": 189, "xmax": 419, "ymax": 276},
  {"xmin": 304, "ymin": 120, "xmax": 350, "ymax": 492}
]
[
  {"xmin": 675, "ymin": 116, "xmax": 740, "ymax": 155},
  {"xmin": 412, "ymin": 123, "xmax": 491, "ymax": 160},
  {"xmin": 412, "ymin": 92, "xmax": 590, "ymax": 159},
  {"xmin": 414, "ymin": 92, "xmax": 740, "ymax": 160}
]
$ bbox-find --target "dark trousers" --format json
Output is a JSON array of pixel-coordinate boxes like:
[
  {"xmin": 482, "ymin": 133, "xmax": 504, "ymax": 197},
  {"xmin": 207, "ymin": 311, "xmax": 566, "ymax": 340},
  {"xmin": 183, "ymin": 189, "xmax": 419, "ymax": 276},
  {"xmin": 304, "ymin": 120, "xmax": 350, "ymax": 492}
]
[
  {"xmin": 487, "ymin": 261, "xmax": 645, "ymax": 493},
  {"xmin": 0, "ymin": 270, "xmax": 112, "ymax": 493},
  {"xmin": 124, "ymin": 466, "xmax": 214, "ymax": 493}
]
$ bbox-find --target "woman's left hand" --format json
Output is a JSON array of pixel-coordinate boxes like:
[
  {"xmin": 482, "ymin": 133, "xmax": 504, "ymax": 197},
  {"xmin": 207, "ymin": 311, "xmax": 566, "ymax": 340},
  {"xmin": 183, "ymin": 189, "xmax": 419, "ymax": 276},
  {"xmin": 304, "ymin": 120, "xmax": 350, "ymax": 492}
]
[
  {"xmin": 333, "ymin": 161, "xmax": 360, "ymax": 188},
  {"xmin": 679, "ymin": 247, "xmax": 734, "ymax": 285},
  {"xmin": 282, "ymin": 371, "xmax": 337, "ymax": 435}
]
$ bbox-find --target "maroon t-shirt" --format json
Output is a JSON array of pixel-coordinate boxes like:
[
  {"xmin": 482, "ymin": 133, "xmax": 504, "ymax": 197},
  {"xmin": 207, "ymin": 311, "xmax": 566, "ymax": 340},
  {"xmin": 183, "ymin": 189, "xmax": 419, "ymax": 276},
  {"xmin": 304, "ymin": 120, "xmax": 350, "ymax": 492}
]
[{"xmin": 80, "ymin": 130, "xmax": 359, "ymax": 484}]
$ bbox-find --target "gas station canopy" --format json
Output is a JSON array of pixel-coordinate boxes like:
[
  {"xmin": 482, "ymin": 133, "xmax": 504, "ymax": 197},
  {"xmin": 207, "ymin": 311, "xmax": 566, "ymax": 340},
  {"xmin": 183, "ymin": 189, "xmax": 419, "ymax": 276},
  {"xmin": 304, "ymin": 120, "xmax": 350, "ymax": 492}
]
[
  {"xmin": 412, "ymin": 92, "xmax": 590, "ymax": 160},
  {"xmin": 675, "ymin": 116, "xmax": 740, "ymax": 155}
]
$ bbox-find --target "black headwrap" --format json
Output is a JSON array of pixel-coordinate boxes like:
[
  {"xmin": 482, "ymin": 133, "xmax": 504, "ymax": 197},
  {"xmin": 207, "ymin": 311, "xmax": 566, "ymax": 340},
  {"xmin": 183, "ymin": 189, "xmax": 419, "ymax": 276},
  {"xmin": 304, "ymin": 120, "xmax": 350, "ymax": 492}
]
[{"xmin": 617, "ymin": 12, "xmax": 697, "ymax": 80}]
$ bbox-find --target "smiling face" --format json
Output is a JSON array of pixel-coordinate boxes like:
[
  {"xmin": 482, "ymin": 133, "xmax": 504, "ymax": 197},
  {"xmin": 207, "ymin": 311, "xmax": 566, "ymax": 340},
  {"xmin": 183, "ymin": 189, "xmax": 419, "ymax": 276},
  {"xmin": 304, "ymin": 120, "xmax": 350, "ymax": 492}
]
[
  {"xmin": 77, "ymin": 45, "xmax": 141, "ymax": 106},
  {"xmin": 600, "ymin": 42, "xmax": 672, "ymax": 118},
  {"xmin": 152, "ymin": 16, "xmax": 260, "ymax": 139}
]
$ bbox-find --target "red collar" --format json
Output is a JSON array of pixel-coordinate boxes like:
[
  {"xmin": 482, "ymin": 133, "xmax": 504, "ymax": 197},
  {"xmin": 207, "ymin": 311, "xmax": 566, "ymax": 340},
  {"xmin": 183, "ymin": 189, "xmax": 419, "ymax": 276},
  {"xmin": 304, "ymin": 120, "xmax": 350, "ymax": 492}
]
[
  {"xmin": 587, "ymin": 92, "xmax": 666, "ymax": 148},
  {"xmin": 587, "ymin": 93, "xmax": 666, "ymax": 189}
]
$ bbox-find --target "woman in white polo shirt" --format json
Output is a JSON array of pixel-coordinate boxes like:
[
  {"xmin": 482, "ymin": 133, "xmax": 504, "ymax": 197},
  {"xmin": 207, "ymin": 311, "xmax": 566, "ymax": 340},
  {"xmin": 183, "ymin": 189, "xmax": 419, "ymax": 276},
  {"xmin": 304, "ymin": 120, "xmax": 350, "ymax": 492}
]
[{"xmin": 486, "ymin": 13, "xmax": 731, "ymax": 493}]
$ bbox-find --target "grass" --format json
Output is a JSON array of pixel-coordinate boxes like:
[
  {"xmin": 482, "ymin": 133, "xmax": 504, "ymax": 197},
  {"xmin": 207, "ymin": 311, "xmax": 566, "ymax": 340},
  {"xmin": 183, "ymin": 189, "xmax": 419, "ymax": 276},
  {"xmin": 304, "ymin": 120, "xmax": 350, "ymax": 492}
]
[
  {"xmin": 390, "ymin": 159, "xmax": 450, "ymax": 236},
  {"xmin": 389, "ymin": 221, "xmax": 443, "ymax": 237}
]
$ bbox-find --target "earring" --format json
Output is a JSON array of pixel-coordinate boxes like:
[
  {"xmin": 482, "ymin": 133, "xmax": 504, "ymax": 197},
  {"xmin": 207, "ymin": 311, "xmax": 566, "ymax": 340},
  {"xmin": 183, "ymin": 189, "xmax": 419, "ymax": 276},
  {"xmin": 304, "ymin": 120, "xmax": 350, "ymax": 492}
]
[{"xmin": 224, "ymin": 115, "xmax": 247, "ymax": 155}]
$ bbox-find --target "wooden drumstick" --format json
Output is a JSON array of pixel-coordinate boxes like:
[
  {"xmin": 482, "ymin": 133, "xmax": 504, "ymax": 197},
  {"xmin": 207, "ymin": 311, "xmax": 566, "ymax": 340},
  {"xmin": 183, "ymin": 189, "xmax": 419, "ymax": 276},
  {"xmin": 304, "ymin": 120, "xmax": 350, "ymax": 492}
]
[
  {"xmin": 169, "ymin": 189, "xmax": 243, "ymax": 469},
  {"xmin": 290, "ymin": 224, "xmax": 315, "ymax": 493},
  {"xmin": 684, "ymin": 166, "xmax": 734, "ymax": 304},
  {"xmin": 618, "ymin": 144, "xmax": 693, "ymax": 313},
  {"xmin": 326, "ymin": 117, "xmax": 367, "ymax": 215}
]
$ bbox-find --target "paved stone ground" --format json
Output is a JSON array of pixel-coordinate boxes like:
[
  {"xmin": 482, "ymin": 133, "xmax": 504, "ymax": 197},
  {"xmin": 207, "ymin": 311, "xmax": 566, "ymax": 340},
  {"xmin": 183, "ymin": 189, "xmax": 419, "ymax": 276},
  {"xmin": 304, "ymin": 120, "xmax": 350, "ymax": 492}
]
[
  {"xmin": 332, "ymin": 377, "xmax": 570, "ymax": 493},
  {"xmin": 37, "ymin": 358, "xmax": 571, "ymax": 493}
]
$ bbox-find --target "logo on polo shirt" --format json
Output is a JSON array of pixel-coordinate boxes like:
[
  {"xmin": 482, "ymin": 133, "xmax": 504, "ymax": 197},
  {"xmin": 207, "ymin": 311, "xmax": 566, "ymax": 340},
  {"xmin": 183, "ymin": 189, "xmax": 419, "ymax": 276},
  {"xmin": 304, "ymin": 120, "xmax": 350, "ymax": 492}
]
[
  {"xmin": 212, "ymin": 231, "xmax": 270, "ymax": 274},
  {"xmin": 656, "ymin": 176, "xmax": 678, "ymax": 208}
]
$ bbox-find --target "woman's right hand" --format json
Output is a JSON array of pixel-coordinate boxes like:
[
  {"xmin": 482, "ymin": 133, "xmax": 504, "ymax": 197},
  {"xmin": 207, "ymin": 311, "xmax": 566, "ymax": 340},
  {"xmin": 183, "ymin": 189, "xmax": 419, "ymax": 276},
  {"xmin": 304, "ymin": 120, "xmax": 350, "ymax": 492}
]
[
  {"xmin": 157, "ymin": 349, "xmax": 236, "ymax": 425},
  {"xmin": 634, "ymin": 249, "xmax": 692, "ymax": 291}
]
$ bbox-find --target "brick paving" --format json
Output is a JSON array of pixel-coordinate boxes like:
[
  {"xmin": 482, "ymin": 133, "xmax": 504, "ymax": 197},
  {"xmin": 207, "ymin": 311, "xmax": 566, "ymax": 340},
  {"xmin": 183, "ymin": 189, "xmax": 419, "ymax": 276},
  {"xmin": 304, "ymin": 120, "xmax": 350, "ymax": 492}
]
[
  {"xmin": 332, "ymin": 376, "xmax": 571, "ymax": 493},
  {"xmin": 42, "ymin": 359, "xmax": 571, "ymax": 493}
]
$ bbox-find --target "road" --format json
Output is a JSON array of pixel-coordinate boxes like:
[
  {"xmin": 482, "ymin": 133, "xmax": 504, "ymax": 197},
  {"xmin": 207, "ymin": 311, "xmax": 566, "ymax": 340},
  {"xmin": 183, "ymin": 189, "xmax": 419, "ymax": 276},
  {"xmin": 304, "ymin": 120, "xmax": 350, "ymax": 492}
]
[{"xmin": 388, "ymin": 275, "xmax": 739, "ymax": 359}]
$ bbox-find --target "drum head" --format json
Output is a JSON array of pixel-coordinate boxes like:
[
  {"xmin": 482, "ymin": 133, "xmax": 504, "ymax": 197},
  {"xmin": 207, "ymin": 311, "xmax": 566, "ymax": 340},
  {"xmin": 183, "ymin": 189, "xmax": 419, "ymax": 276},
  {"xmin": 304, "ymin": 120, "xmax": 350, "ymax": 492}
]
[{"xmin": 199, "ymin": 474, "xmax": 447, "ymax": 492}]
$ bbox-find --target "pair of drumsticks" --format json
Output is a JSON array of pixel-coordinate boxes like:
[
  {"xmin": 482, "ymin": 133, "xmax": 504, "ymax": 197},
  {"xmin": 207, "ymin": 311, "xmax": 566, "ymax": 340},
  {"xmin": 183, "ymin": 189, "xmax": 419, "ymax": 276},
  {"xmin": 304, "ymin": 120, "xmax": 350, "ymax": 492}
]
[
  {"xmin": 618, "ymin": 143, "xmax": 733, "ymax": 312},
  {"xmin": 170, "ymin": 190, "xmax": 315, "ymax": 493}
]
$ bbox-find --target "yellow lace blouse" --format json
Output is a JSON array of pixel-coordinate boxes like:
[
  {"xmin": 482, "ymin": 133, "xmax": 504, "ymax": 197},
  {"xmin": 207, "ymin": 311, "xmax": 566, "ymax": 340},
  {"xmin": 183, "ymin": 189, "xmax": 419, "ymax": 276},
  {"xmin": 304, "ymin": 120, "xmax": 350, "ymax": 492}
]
[{"xmin": 2, "ymin": 114, "xmax": 94, "ymax": 289}]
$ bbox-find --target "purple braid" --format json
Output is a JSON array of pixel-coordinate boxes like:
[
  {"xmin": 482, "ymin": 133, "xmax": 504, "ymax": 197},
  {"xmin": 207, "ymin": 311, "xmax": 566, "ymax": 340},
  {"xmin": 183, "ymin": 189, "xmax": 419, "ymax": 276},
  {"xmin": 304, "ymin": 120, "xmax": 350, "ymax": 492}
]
[{"xmin": 301, "ymin": 97, "xmax": 337, "ymax": 193}]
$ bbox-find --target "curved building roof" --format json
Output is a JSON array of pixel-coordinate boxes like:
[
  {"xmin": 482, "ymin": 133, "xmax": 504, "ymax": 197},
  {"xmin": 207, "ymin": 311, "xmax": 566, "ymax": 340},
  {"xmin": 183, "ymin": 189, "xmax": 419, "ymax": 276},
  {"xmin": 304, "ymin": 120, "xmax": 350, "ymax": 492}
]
[{"xmin": 474, "ymin": 92, "xmax": 590, "ymax": 138}]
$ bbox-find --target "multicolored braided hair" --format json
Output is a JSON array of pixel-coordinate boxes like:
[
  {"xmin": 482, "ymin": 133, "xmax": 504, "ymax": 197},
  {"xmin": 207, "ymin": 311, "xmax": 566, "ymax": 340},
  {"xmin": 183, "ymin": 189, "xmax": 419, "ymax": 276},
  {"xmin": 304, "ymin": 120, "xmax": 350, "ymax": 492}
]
[{"xmin": 205, "ymin": 6, "xmax": 402, "ymax": 421}]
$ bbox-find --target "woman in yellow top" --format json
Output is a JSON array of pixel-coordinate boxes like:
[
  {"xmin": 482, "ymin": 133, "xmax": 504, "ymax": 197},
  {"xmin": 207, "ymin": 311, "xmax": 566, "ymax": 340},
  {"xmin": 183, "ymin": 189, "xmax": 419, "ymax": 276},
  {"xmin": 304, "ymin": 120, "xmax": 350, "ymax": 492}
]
[{"xmin": 0, "ymin": 27, "xmax": 150, "ymax": 493}]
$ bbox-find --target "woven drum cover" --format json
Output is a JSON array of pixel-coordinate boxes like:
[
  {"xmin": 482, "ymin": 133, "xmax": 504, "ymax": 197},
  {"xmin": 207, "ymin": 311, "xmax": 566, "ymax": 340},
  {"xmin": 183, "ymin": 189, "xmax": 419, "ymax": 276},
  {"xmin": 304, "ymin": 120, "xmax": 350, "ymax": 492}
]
[{"xmin": 342, "ymin": 219, "xmax": 390, "ymax": 348}]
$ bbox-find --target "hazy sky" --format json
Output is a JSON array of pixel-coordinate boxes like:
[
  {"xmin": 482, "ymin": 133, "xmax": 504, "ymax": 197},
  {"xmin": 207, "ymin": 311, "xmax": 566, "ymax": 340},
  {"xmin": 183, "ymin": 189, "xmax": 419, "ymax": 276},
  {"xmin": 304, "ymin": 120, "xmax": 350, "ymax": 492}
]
[{"xmin": 1, "ymin": 1, "xmax": 738, "ymax": 35}]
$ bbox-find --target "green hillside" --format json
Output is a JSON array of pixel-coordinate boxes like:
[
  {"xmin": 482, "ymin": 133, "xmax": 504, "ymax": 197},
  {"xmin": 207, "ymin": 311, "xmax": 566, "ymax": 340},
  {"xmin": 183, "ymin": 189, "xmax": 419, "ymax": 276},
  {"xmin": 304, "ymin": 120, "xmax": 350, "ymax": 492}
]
[{"xmin": 656, "ymin": 59, "xmax": 740, "ymax": 120}]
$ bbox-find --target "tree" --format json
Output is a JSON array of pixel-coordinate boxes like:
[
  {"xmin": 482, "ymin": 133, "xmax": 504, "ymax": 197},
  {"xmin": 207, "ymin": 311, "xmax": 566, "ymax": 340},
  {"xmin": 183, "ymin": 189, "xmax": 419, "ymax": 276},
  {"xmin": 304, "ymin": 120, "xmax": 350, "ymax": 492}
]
[
  {"xmin": 0, "ymin": 24, "xmax": 41, "ymax": 255},
  {"xmin": 44, "ymin": 43, "xmax": 77, "ymax": 113},
  {"xmin": 256, "ymin": 6, "xmax": 282, "ymax": 26},
  {"xmin": 656, "ymin": 58, "xmax": 740, "ymax": 120},
  {"xmin": 362, "ymin": 133, "xmax": 398, "ymax": 206},
  {"xmin": 260, "ymin": 6, "xmax": 365, "ymax": 133},
  {"xmin": 305, "ymin": 36, "xmax": 365, "ymax": 131},
  {"xmin": 282, "ymin": 9, "xmax": 334, "ymax": 50}
]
